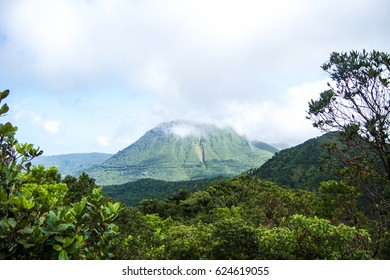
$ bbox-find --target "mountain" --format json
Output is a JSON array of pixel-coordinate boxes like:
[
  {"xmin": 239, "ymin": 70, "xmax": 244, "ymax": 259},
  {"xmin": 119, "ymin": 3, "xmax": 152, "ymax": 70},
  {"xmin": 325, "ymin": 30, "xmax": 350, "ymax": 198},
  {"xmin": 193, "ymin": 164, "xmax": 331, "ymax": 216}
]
[
  {"xmin": 249, "ymin": 132, "xmax": 343, "ymax": 190},
  {"xmin": 32, "ymin": 152, "xmax": 113, "ymax": 177},
  {"xmin": 251, "ymin": 140, "xmax": 280, "ymax": 154},
  {"xmin": 87, "ymin": 120, "xmax": 276, "ymax": 185}
]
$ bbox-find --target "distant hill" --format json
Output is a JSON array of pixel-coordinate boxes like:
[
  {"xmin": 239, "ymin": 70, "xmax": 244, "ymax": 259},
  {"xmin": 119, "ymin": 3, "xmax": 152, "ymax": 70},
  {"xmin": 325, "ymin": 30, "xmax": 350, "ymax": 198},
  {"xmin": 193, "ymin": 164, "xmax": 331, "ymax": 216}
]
[
  {"xmin": 103, "ymin": 177, "xmax": 217, "ymax": 206},
  {"xmin": 32, "ymin": 152, "xmax": 113, "ymax": 177},
  {"xmin": 87, "ymin": 120, "xmax": 276, "ymax": 185},
  {"xmin": 249, "ymin": 132, "xmax": 343, "ymax": 191},
  {"xmin": 251, "ymin": 140, "xmax": 279, "ymax": 154}
]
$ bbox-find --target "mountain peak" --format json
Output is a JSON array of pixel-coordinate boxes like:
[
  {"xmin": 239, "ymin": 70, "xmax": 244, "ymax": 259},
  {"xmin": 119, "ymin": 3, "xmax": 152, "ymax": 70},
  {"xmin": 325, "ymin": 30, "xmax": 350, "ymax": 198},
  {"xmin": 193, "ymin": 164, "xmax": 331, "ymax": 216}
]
[{"xmin": 87, "ymin": 120, "xmax": 276, "ymax": 185}]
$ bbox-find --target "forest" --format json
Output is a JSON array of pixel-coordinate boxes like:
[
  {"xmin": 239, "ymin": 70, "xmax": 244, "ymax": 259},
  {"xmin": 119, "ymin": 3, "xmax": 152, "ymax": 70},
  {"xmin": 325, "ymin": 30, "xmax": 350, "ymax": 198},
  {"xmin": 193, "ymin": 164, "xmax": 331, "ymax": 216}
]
[{"xmin": 0, "ymin": 50, "xmax": 389, "ymax": 260}]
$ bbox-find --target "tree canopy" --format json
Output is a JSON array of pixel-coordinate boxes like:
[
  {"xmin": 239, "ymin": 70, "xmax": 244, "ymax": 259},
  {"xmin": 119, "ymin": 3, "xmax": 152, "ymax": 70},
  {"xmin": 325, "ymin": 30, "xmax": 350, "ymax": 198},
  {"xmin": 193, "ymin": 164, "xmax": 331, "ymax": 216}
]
[
  {"xmin": 308, "ymin": 50, "xmax": 389, "ymax": 180},
  {"xmin": 307, "ymin": 50, "xmax": 390, "ymax": 257}
]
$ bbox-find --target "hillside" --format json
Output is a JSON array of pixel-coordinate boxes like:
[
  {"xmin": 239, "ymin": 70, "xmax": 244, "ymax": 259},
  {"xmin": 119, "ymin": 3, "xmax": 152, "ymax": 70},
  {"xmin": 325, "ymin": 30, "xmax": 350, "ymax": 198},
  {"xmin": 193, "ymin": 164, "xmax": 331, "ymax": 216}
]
[
  {"xmin": 32, "ymin": 152, "xmax": 113, "ymax": 177},
  {"xmin": 103, "ymin": 177, "xmax": 217, "ymax": 206},
  {"xmin": 249, "ymin": 132, "xmax": 343, "ymax": 190},
  {"xmin": 87, "ymin": 120, "xmax": 276, "ymax": 185}
]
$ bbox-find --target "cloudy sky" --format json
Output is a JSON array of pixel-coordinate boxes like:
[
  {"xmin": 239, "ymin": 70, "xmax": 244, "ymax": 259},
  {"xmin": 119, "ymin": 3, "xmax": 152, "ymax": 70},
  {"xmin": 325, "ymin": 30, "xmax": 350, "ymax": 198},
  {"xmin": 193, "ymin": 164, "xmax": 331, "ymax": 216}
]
[{"xmin": 0, "ymin": 0, "xmax": 389, "ymax": 155}]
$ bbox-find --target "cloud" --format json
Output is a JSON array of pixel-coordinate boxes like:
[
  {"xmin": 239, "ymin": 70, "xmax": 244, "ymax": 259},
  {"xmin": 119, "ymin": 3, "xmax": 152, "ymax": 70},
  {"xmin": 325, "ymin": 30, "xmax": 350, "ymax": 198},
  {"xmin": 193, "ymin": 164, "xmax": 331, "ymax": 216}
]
[
  {"xmin": 1, "ymin": 0, "xmax": 389, "ymax": 154},
  {"xmin": 33, "ymin": 115, "xmax": 61, "ymax": 134},
  {"xmin": 2, "ymin": 0, "xmax": 388, "ymax": 93},
  {"xmin": 96, "ymin": 135, "xmax": 111, "ymax": 147},
  {"xmin": 167, "ymin": 122, "xmax": 203, "ymax": 138}
]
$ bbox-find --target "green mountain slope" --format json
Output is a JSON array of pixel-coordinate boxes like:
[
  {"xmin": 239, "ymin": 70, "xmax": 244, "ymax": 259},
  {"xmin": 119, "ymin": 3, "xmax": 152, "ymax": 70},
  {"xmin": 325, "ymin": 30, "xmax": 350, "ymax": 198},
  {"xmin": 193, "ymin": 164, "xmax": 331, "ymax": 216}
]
[
  {"xmin": 103, "ymin": 177, "xmax": 216, "ymax": 206},
  {"xmin": 87, "ymin": 121, "xmax": 275, "ymax": 185},
  {"xmin": 249, "ymin": 132, "xmax": 343, "ymax": 190},
  {"xmin": 32, "ymin": 152, "xmax": 113, "ymax": 177}
]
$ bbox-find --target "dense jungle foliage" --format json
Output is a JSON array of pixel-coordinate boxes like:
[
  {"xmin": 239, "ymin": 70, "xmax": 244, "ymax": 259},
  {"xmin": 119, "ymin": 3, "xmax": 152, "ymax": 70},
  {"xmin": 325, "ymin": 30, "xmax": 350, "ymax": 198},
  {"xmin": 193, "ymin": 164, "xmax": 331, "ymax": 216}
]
[
  {"xmin": 110, "ymin": 175, "xmax": 382, "ymax": 260},
  {"xmin": 103, "ymin": 177, "xmax": 217, "ymax": 206}
]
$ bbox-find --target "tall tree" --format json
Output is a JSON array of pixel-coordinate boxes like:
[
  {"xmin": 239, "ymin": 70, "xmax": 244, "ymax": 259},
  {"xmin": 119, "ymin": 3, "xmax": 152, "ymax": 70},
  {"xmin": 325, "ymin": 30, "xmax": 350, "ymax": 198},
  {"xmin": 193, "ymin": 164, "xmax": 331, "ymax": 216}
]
[
  {"xmin": 307, "ymin": 50, "xmax": 390, "ymax": 257},
  {"xmin": 308, "ymin": 50, "xmax": 389, "ymax": 180}
]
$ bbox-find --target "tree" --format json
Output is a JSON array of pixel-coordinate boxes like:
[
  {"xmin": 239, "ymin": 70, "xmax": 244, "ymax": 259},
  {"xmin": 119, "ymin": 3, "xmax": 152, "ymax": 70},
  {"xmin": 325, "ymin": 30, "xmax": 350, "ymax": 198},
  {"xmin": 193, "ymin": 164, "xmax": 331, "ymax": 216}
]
[
  {"xmin": 307, "ymin": 50, "xmax": 389, "ymax": 181},
  {"xmin": 307, "ymin": 50, "xmax": 390, "ymax": 257},
  {"xmin": 0, "ymin": 89, "xmax": 120, "ymax": 259},
  {"xmin": 258, "ymin": 215, "xmax": 372, "ymax": 260}
]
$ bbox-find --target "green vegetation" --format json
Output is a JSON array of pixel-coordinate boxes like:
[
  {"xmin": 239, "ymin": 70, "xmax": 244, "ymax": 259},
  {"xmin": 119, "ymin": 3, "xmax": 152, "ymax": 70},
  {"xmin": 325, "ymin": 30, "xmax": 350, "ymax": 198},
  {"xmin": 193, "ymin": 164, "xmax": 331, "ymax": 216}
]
[
  {"xmin": 86, "ymin": 121, "xmax": 275, "ymax": 185},
  {"xmin": 111, "ymin": 175, "xmax": 374, "ymax": 260},
  {"xmin": 103, "ymin": 177, "xmax": 217, "ymax": 206},
  {"xmin": 1, "ymin": 50, "xmax": 388, "ymax": 260},
  {"xmin": 249, "ymin": 132, "xmax": 343, "ymax": 190},
  {"xmin": 0, "ymin": 90, "xmax": 120, "ymax": 259},
  {"xmin": 307, "ymin": 50, "xmax": 390, "ymax": 257}
]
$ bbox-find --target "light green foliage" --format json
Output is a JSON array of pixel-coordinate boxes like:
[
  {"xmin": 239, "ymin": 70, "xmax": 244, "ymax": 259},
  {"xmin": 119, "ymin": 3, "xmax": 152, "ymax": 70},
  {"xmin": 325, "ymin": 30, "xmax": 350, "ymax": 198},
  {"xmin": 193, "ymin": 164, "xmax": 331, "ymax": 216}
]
[
  {"xmin": 1, "ymin": 167, "xmax": 121, "ymax": 259},
  {"xmin": 20, "ymin": 166, "xmax": 68, "ymax": 208},
  {"xmin": 164, "ymin": 222, "xmax": 214, "ymax": 260},
  {"xmin": 0, "ymin": 90, "xmax": 120, "ymax": 259},
  {"xmin": 258, "ymin": 215, "xmax": 372, "ymax": 260},
  {"xmin": 142, "ymin": 214, "xmax": 173, "ymax": 259}
]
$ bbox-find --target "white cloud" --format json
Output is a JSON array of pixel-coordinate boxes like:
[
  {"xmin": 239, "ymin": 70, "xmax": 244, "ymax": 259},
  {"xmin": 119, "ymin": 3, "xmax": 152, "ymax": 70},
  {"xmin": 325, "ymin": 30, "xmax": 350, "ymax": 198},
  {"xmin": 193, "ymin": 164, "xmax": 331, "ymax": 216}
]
[
  {"xmin": 168, "ymin": 122, "xmax": 203, "ymax": 138},
  {"xmin": 1, "ymin": 0, "xmax": 389, "ymax": 154},
  {"xmin": 96, "ymin": 135, "xmax": 111, "ymax": 147},
  {"xmin": 43, "ymin": 120, "xmax": 61, "ymax": 134},
  {"xmin": 262, "ymin": 80, "xmax": 330, "ymax": 145},
  {"xmin": 33, "ymin": 115, "xmax": 61, "ymax": 134}
]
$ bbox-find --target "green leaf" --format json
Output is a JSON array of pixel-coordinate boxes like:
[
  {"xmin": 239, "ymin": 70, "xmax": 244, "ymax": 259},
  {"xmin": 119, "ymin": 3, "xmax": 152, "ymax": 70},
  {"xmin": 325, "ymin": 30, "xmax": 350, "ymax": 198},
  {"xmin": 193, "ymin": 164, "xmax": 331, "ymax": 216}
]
[
  {"xmin": 0, "ymin": 89, "xmax": 9, "ymax": 100},
  {"xmin": 21, "ymin": 196, "xmax": 35, "ymax": 210},
  {"xmin": 59, "ymin": 250, "xmax": 69, "ymax": 260},
  {"xmin": 63, "ymin": 236, "xmax": 75, "ymax": 248},
  {"xmin": 56, "ymin": 223, "xmax": 74, "ymax": 232},
  {"xmin": 54, "ymin": 236, "xmax": 66, "ymax": 243},
  {"xmin": 71, "ymin": 200, "xmax": 86, "ymax": 216},
  {"xmin": 107, "ymin": 202, "xmax": 121, "ymax": 213},
  {"xmin": 8, "ymin": 218, "xmax": 17, "ymax": 229},
  {"xmin": 0, "ymin": 103, "xmax": 9, "ymax": 115},
  {"xmin": 53, "ymin": 244, "xmax": 62, "ymax": 251}
]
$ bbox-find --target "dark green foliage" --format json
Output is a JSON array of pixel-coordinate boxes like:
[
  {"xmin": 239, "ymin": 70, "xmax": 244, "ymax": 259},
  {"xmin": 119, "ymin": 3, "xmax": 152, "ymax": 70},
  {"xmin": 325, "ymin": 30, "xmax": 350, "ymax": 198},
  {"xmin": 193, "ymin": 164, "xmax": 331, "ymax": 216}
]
[
  {"xmin": 249, "ymin": 132, "xmax": 343, "ymax": 190},
  {"xmin": 103, "ymin": 177, "xmax": 215, "ymax": 206},
  {"xmin": 212, "ymin": 217, "xmax": 259, "ymax": 260},
  {"xmin": 308, "ymin": 50, "xmax": 390, "ymax": 182},
  {"xmin": 307, "ymin": 50, "xmax": 390, "ymax": 258},
  {"xmin": 111, "ymin": 174, "xmax": 374, "ymax": 260},
  {"xmin": 317, "ymin": 180, "xmax": 365, "ymax": 226},
  {"xmin": 63, "ymin": 172, "xmax": 98, "ymax": 203}
]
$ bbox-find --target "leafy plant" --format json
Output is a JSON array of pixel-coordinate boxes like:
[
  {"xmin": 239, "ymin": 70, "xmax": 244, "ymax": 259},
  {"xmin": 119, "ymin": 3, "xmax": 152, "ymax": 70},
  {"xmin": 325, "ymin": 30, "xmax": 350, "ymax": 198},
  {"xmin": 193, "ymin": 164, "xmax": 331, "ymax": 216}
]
[{"xmin": 0, "ymin": 89, "xmax": 120, "ymax": 259}]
